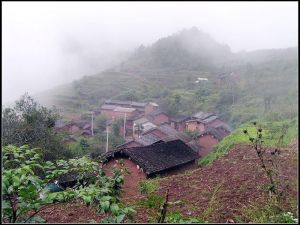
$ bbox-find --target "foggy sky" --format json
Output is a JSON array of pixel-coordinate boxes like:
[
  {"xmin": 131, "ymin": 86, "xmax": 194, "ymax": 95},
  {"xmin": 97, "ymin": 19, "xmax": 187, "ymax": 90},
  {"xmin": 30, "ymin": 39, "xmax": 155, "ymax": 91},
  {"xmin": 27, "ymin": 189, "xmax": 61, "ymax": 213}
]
[{"xmin": 2, "ymin": 1, "xmax": 298, "ymax": 104}]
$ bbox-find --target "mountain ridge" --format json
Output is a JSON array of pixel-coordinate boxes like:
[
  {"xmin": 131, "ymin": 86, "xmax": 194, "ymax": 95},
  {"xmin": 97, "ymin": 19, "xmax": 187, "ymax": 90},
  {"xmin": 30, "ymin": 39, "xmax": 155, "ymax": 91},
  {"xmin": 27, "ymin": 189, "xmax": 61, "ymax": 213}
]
[{"xmin": 33, "ymin": 27, "xmax": 298, "ymax": 126}]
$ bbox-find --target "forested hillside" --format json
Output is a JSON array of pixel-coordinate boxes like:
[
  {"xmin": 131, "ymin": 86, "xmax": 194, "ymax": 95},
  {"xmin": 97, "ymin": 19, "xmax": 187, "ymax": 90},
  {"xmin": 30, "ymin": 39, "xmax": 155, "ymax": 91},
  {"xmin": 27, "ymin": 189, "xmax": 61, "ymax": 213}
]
[{"xmin": 35, "ymin": 27, "xmax": 298, "ymax": 127}]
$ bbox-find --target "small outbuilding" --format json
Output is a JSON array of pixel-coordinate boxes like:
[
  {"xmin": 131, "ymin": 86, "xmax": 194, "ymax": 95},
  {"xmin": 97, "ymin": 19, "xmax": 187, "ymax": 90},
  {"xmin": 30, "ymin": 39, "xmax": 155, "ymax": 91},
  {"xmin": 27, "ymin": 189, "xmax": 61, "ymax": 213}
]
[{"xmin": 102, "ymin": 139, "xmax": 198, "ymax": 178}]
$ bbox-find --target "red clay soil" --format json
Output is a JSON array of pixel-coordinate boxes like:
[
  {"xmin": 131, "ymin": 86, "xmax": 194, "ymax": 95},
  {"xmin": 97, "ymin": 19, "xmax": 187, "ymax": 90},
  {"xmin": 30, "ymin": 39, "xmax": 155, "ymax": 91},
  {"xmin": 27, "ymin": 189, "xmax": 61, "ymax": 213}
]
[
  {"xmin": 128, "ymin": 143, "xmax": 298, "ymax": 223},
  {"xmin": 37, "ymin": 142, "xmax": 298, "ymax": 223},
  {"xmin": 37, "ymin": 199, "xmax": 107, "ymax": 223},
  {"xmin": 103, "ymin": 158, "xmax": 146, "ymax": 199}
]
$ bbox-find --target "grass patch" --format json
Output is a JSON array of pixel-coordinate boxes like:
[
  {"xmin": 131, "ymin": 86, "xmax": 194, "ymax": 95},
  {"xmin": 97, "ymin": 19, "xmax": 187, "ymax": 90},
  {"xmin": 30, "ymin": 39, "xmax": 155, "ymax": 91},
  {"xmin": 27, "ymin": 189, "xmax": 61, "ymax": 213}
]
[
  {"xmin": 138, "ymin": 179, "xmax": 160, "ymax": 195},
  {"xmin": 201, "ymin": 179, "xmax": 224, "ymax": 221},
  {"xmin": 235, "ymin": 198, "xmax": 298, "ymax": 223},
  {"xmin": 198, "ymin": 118, "xmax": 298, "ymax": 167},
  {"xmin": 139, "ymin": 194, "xmax": 164, "ymax": 209},
  {"xmin": 165, "ymin": 210, "xmax": 206, "ymax": 223}
]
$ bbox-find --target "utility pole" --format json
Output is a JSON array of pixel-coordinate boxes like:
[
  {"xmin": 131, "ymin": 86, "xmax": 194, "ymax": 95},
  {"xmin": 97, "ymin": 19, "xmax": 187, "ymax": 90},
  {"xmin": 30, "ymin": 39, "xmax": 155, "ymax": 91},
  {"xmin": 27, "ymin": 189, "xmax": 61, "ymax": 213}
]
[
  {"xmin": 106, "ymin": 126, "xmax": 109, "ymax": 153},
  {"xmin": 133, "ymin": 122, "xmax": 135, "ymax": 139},
  {"xmin": 91, "ymin": 112, "xmax": 94, "ymax": 136},
  {"xmin": 123, "ymin": 112, "xmax": 127, "ymax": 139}
]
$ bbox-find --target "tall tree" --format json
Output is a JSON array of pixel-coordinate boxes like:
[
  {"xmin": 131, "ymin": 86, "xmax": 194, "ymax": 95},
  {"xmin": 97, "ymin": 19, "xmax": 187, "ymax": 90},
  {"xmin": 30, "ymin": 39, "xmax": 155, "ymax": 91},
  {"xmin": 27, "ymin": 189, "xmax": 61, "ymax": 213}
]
[{"xmin": 2, "ymin": 93, "xmax": 72, "ymax": 161}]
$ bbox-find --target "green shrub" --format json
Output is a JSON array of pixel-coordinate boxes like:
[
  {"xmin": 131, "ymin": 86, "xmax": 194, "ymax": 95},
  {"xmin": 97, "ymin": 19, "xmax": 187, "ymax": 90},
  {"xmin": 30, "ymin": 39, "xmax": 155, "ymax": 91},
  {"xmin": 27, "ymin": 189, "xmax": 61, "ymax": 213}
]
[
  {"xmin": 138, "ymin": 179, "xmax": 159, "ymax": 195},
  {"xmin": 198, "ymin": 118, "xmax": 298, "ymax": 167},
  {"xmin": 166, "ymin": 210, "xmax": 206, "ymax": 223},
  {"xmin": 141, "ymin": 194, "xmax": 164, "ymax": 209},
  {"xmin": 237, "ymin": 200, "xmax": 298, "ymax": 223},
  {"xmin": 2, "ymin": 145, "xmax": 135, "ymax": 223}
]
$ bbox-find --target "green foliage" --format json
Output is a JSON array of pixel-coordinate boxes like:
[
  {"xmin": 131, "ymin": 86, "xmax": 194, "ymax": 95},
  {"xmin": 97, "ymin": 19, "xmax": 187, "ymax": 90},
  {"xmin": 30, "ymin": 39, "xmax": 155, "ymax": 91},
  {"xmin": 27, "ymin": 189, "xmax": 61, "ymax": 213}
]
[
  {"xmin": 138, "ymin": 179, "xmax": 160, "ymax": 195},
  {"xmin": 79, "ymin": 138, "xmax": 90, "ymax": 152},
  {"xmin": 2, "ymin": 145, "xmax": 58, "ymax": 223},
  {"xmin": 112, "ymin": 119, "xmax": 123, "ymax": 137},
  {"xmin": 94, "ymin": 115, "xmax": 107, "ymax": 132},
  {"xmin": 140, "ymin": 194, "xmax": 165, "ymax": 209},
  {"xmin": 2, "ymin": 145, "xmax": 135, "ymax": 223},
  {"xmin": 165, "ymin": 210, "xmax": 206, "ymax": 223},
  {"xmin": 115, "ymin": 89, "xmax": 140, "ymax": 102},
  {"xmin": 198, "ymin": 118, "xmax": 298, "ymax": 167},
  {"xmin": 109, "ymin": 134, "xmax": 125, "ymax": 149},
  {"xmin": 236, "ymin": 199, "xmax": 298, "ymax": 223},
  {"xmin": 161, "ymin": 93, "xmax": 182, "ymax": 116},
  {"xmin": 201, "ymin": 180, "xmax": 224, "ymax": 221},
  {"xmin": 2, "ymin": 93, "xmax": 72, "ymax": 161}
]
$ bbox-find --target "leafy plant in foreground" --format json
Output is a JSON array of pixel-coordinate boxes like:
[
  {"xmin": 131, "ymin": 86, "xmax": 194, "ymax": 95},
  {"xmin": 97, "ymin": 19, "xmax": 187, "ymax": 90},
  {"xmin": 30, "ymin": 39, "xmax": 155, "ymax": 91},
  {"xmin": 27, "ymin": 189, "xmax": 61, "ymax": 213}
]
[{"xmin": 2, "ymin": 145, "xmax": 135, "ymax": 223}]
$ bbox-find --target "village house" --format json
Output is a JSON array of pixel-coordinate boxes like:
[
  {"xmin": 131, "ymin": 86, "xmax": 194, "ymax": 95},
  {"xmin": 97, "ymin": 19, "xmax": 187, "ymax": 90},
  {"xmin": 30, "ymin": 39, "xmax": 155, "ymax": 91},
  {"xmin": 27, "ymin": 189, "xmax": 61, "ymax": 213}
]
[
  {"xmin": 116, "ymin": 133, "xmax": 163, "ymax": 149},
  {"xmin": 102, "ymin": 139, "xmax": 199, "ymax": 179},
  {"xmin": 104, "ymin": 100, "xmax": 148, "ymax": 114},
  {"xmin": 169, "ymin": 115, "xmax": 190, "ymax": 132},
  {"xmin": 116, "ymin": 123, "xmax": 203, "ymax": 156},
  {"xmin": 145, "ymin": 109, "xmax": 170, "ymax": 125},
  {"xmin": 140, "ymin": 124, "xmax": 192, "ymax": 144},
  {"xmin": 100, "ymin": 104, "xmax": 118, "ymax": 118},
  {"xmin": 54, "ymin": 119, "xmax": 92, "ymax": 135},
  {"xmin": 195, "ymin": 126, "xmax": 229, "ymax": 157},
  {"xmin": 132, "ymin": 117, "xmax": 157, "ymax": 138},
  {"xmin": 145, "ymin": 102, "xmax": 159, "ymax": 115},
  {"xmin": 101, "ymin": 105, "xmax": 140, "ymax": 121},
  {"xmin": 186, "ymin": 111, "xmax": 230, "ymax": 133},
  {"xmin": 100, "ymin": 100, "xmax": 160, "ymax": 138},
  {"xmin": 68, "ymin": 120, "xmax": 91, "ymax": 133},
  {"xmin": 186, "ymin": 112, "xmax": 215, "ymax": 132}
]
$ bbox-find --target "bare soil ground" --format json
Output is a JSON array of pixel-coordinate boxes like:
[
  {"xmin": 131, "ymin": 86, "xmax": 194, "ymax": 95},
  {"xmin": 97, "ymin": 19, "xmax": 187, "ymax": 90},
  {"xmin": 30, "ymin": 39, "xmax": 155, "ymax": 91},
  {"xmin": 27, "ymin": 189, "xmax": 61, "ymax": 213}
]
[
  {"xmin": 124, "ymin": 143, "xmax": 298, "ymax": 223},
  {"xmin": 38, "ymin": 142, "xmax": 298, "ymax": 223}
]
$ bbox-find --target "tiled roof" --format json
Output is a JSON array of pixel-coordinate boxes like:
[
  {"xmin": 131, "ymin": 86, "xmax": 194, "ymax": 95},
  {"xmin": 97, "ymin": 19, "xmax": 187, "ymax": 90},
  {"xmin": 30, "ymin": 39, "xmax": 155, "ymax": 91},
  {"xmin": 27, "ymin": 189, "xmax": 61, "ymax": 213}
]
[
  {"xmin": 170, "ymin": 115, "xmax": 190, "ymax": 122},
  {"xmin": 147, "ymin": 108, "xmax": 168, "ymax": 117},
  {"xmin": 114, "ymin": 107, "xmax": 137, "ymax": 113},
  {"xmin": 193, "ymin": 111, "xmax": 215, "ymax": 120},
  {"xmin": 134, "ymin": 117, "xmax": 149, "ymax": 124},
  {"xmin": 186, "ymin": 140, "xmax": 203, "ymax": 153},
  {"xmin": 201, "ymin": 115, "xmax": 218, "ymax": 124},
  {"xmin": 157, "ymin": 124, "xmax": 192, "ymax": 143},
  {"xmin": 102, "ymin": 140, "xmax": 198, "ymax": 176},
  {"xmin": 104, "ymin": 100, "xmax": 147, "ymax": 107},
  {"xmin": 101, "ymin": 104, "xmax": 118, "ymax": 110},
  {"xmin": 136, "ymin": 134, "xmax": 162, "ymax": 146},
  {"xmin": 198, "ymin": 127, "xmax": 228, "ymax": 141}
]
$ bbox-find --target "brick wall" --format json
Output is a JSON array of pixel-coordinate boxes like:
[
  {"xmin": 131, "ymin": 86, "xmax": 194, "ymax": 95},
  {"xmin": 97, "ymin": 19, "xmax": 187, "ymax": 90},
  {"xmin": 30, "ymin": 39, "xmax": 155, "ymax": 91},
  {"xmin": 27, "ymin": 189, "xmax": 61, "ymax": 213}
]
[
  {"xmin": 103, "ymin": 158, "xmax": 146, "ymax": 198},
  {"xmin": 145, "ymin": 104, "xmax": 158, "ymax": 116},
  {"xmin": 144, "ymin": 129, "xmax": 168, "ymax": 139},
  {"xmin": 101, "ymin": 109, "xmax": 115, "ymax": 119},
  {"xmin": 176, "ymin": 122, "xmax": 187, "ymax": 132},
  {"xmin": 152, "ymin": 114, "xmax": 169, "ymax": 125},
  {"xmin": 197, "ymin": 134, "xmax": 219, "ymax": 157},
  {"xmin": 205, "ymin": 118, "xmax": 224, "ymax": 128},
  {"xmin": 186, "ymin": 121, "xmax": 205, "ymax": 132}
]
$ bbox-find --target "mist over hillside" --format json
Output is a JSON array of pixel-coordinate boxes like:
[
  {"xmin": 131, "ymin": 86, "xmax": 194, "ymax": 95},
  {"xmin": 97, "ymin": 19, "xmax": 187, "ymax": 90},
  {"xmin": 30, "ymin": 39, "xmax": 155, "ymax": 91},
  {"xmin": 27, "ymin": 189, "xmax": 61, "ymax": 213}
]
[
  {"xmin": 33, "ymin": 27, "xmax": 298, "ymax": 127},
  {"xmin": 122, "ymin": 27, "xmax": 233, "ymax": 71}
]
